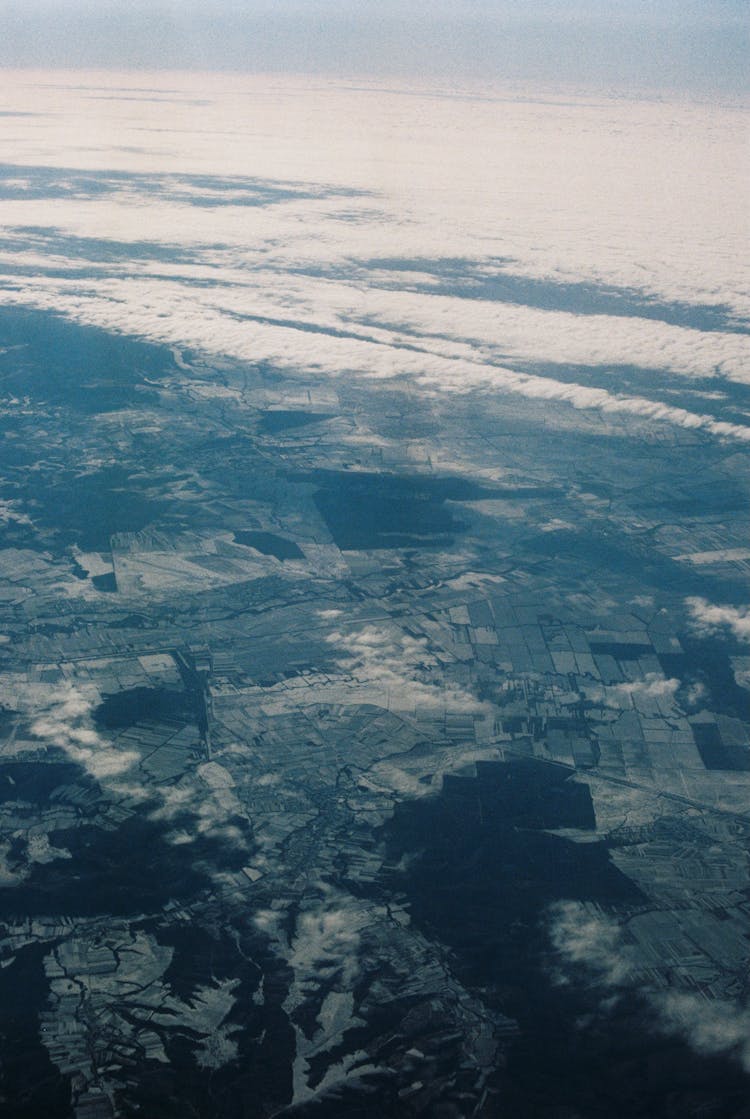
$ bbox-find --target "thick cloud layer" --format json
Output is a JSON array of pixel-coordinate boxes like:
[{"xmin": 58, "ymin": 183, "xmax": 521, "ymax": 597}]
[{"xmin": 0, "ymin": 72, "xmax": 747, "ymax": 445}]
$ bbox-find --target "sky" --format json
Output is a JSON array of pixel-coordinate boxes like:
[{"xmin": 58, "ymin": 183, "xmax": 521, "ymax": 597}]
[{"xmin": 0, "ymin": 0, "xmax": 748, "ymax": 92}]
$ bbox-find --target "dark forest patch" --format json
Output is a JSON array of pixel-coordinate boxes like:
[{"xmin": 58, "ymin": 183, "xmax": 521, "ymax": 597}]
[
  {"xmin": 233, "ymin": 531, "xmax": 304, "ymax": 560},
  {"xmin": 0, "ymin": 943, "xmax": 73, "ymax": 1118},
  {"xmin": 303, "ymin": 470, "xmax": 501, "ymax": 550},
  {"xmin": 691, "ymin": 723, "xmax": 750, "ymax": 771},
  {"xmin": 258, "ymin": 410, "xmax": 333, "ymax": 434},
  {"xmin": 374, "ymin": 757, "xmax": 750, "ymax": 1117},
  {"xmin": 93, "ymin": 686, "xmax": 191, "ymax": 730},
  {"xmin": 0, "ymin": 812, "xmax": 251, "ymax": 919}
]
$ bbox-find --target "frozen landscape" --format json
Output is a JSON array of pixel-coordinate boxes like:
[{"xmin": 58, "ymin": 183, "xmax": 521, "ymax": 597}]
[{"xmin": 0, "ymin": 46, "xmax": 748, "ymax": 1119}]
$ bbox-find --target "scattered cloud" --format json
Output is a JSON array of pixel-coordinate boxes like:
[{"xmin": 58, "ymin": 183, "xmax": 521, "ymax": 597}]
[
  {"xmin": 326, "ymin": 622, "xmax": 485, "ymax": 714},
  {"xmin": 549, "ymin": 900, "xmax": 632, "ymax": 987},
  {"xmin": 255, "ymin": 884, "xmax": 379, "ymax": 1106},
  {"xmin": 28, "ymin": 684, "xmax": 139, "ymax": 779},
  {"xmin": 0, "ymin": 500, "xmax": 32, "ymax": 526},
  {"xmin": 658, "ymin": 992, "xmax": 750, "ymax": 1072},
  {"xmin": 256, "ymin": 883, "xmax": 371, "ymax": 991},
  {"xmin": 549, "ymin": 901, "xmax": 750, "ymax": 1073},
  {"xmin": 685, "ymin": 597, "xmax": 750, "ymax": 643},
  {"xmin": 148, "ymin": 763, "xmax": 250, "ymax": 851},
  {"xmin": 8, "ymin": 679, "xmax": 249, "ymax": 856},
  {"xmin": 584, "ymin": 673, "xmax": 682, "ymax": 712}
]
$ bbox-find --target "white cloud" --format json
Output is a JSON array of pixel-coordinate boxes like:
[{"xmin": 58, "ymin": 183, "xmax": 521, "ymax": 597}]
[
  {"xmin": 0, "ymin": 72, "xmax": 746, "ymax": 445},
  {"xmin": 0, "ymin": 500, "xmax": 32, "ymax": 526},
  {"xmin": 326, "ymin": 622, "xmax": 485, "ymax": 714},
  {"xmin": 1, "ymin": 73, "xmax": 747, "ymax": 312},
  {"xmin": 658, "ymin": 992, "xmax": 750, "ymax": 1072},
  {"xmin": 584, "ymin": 673, "xmax": 681, "ymax": 712},
  {"xmin": 148, "ymin": 765, "xmax": 250, "ymax": 851},
  {"xmin": 2, "ymin": 276, "xmax": 748, "ymax": 443},
  {"xmin": 685, "ymin": 597, "xmax": 750, "ymax": 643},
  {"xmin": 255, "ymin": 885, "xmax": 378, "ymax": 1106},
  {"xmin": 28, "ymin": 684, "xmax": 139, "ymax": 779},
  {"xmin": 550, "ymin": 901, "xmax": 750, "ymax": 1073},
  {"xmin": 9, "ymin": 681, "xmax": 246, "ymax": 850},
  {"xmin": 255, "ymin": 884, "xmax": 371, "ymax": 991},
  {"xmin": 549, "ymin": 900, "xmax": 632, "ymax": 986}
]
